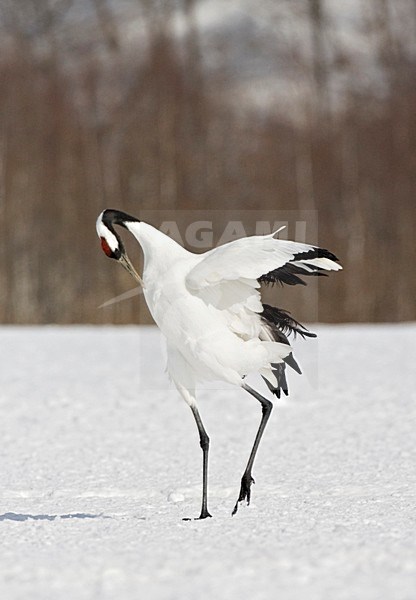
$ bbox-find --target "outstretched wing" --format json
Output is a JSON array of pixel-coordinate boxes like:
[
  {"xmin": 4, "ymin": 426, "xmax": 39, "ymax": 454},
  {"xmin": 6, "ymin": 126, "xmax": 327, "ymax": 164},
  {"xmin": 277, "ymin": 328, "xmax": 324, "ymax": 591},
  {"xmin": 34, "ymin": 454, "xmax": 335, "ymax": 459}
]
[
  {"xmin": 186, "ymin": 232, "xmax": 341, "ymax": 294},
  {"xmin": 185, "ymin": 232, "xmax": 341, "ymax": 342},
  {"xmin": 184, "ymin": 232, "xmax": 341, "ymax": 389}
]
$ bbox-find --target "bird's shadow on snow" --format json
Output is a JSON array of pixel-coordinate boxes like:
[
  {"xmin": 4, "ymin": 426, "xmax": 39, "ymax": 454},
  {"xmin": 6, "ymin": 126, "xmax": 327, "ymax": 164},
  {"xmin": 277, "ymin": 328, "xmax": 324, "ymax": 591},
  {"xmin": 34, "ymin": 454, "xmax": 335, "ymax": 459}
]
[{"xmin": 0, "ymin": 512, "xmax": 112, "ymax": 522}]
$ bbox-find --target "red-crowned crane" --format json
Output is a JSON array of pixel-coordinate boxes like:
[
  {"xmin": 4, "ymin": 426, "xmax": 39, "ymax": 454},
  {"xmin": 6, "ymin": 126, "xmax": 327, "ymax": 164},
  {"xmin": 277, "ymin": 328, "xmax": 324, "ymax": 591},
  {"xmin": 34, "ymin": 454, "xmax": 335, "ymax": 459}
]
[{"xmin": 96, "ymin": 209, "xmax": 341, "ymax": 519}]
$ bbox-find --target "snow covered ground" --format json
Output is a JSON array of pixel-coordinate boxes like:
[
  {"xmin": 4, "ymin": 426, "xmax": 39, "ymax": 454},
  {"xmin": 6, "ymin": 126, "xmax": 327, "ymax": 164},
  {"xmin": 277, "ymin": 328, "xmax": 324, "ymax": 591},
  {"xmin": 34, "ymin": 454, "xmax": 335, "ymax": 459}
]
[{"xmin": 0, "ymin": 324, "xmax": 415, "ymax": 600}]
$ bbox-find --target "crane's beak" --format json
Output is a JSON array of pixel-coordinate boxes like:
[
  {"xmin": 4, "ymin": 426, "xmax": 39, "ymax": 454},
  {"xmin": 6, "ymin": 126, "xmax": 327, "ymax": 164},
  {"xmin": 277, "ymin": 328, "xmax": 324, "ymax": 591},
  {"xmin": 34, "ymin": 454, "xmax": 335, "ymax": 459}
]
[{"xmin": 119, "ymin": 253, "xmax": 145, "ymax": 288}]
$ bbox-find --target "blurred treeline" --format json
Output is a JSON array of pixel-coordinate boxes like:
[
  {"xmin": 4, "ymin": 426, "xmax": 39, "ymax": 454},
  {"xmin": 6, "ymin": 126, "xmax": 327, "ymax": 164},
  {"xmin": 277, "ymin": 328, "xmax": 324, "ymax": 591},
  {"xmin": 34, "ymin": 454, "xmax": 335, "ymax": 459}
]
[{"xmin": 0, "ymin": 0, "xmax": 415, "ymax": 324}]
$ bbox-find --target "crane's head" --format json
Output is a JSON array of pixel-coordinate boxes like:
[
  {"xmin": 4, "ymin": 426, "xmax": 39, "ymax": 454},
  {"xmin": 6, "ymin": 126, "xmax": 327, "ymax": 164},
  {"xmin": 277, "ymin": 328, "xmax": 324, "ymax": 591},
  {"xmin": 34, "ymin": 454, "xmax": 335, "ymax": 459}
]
[{"xmin": 96, "ymin": 209, "xmax": 144, "ymax": 287}]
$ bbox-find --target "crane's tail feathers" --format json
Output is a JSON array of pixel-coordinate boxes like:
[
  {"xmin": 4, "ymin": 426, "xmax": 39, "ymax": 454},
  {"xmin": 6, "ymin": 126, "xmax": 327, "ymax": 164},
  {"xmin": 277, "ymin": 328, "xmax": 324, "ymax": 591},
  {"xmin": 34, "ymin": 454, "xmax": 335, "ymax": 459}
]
[
  {"xmin": 262, "ymin": 362, "xmax": 288, "ymax": 398},
  {"xmin": 282, "ymin": 353, "xmax": 302, "ymax": 375},
  {"xmin": 261, "ymin": 304, "xmax": 316, "ymax": 339},
  {"xmin": 260, "ymin": 304, "xmax": 314, "ymax": 397}
]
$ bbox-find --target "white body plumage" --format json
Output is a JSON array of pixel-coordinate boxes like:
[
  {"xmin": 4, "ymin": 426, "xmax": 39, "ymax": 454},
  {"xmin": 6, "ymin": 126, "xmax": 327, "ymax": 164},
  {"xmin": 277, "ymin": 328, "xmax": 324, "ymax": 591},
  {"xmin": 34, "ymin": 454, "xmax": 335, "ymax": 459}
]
[{"xmin": 123, "ymin": 220, "xmax": 340, "ymax": 395}]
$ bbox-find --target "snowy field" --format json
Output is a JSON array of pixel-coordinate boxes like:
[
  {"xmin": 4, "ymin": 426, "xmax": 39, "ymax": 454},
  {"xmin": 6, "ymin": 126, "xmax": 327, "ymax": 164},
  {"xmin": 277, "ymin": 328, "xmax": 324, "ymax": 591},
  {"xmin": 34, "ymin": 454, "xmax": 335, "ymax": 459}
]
[{"xmin": 0, "ymin": 324, "xmax": 415, "ymax": 600}]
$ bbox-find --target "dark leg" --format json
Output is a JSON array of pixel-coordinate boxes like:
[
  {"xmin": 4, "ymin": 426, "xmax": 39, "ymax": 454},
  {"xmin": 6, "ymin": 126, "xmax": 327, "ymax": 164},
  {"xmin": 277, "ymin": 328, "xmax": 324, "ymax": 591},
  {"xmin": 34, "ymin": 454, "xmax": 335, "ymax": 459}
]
[
  {"xmin": 185, "ymin": 404, "xmax": 212, "ymax": 520},
  {"xmin": 232, "ymin": 383, "xmax": 273, "ymax": 516}
]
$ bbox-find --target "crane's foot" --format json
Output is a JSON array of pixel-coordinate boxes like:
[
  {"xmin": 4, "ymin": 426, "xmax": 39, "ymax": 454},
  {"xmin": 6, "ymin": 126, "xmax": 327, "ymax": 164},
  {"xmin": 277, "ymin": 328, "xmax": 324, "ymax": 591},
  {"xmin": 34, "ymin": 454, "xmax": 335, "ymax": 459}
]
[
  {"xmin": 232, "ymin": 473, "xmax": 255, "ymax": 516},
  {"xmin": 183, "ymin": 507, "xmax": 212, "ymax": 521}
]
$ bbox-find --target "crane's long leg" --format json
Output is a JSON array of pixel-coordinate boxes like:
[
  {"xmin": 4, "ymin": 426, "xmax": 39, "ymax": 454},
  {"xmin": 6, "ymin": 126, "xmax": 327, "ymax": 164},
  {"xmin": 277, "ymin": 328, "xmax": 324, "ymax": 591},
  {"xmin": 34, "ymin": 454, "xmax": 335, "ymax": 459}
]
[
  {"xmin": 232, "ymin": 383, "xmax": 273, "ymax": 516},
  {"xmin": 187, "ymin": 404, "xmax": 212, "ymax": 520}
]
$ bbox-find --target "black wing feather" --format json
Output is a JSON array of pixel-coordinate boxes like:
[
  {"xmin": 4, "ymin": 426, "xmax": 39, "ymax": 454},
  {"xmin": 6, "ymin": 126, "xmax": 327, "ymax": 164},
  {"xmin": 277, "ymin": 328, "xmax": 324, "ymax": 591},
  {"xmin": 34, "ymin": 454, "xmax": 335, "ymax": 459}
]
[
  {"xmin": 261, "ymin": 304, "xmax": 317, "ymax": 339},
  {"xmin": 259, "ymin": 247, "xmax": 339, "ymax": 287},
  {"xmin": 260, "ymin": 304, "xmax": 315, "ymax": 397},
  {"xmin": 258, "ymin": 246, "xmax": 339, "ymax": 396}
]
